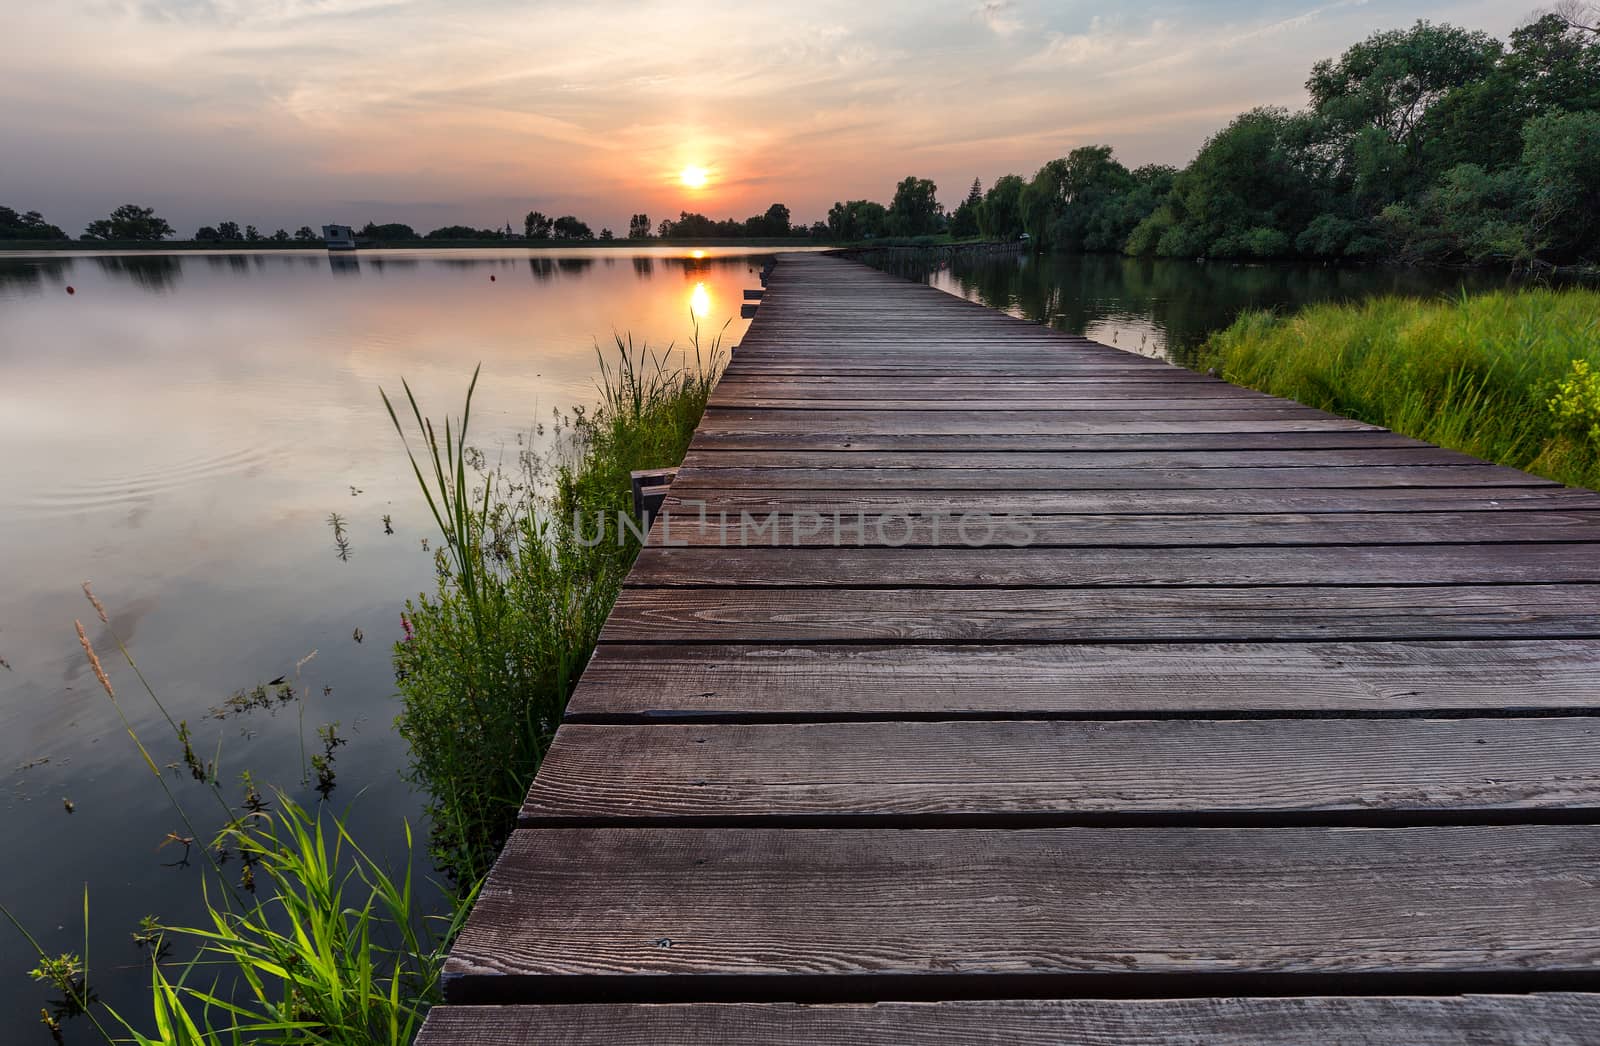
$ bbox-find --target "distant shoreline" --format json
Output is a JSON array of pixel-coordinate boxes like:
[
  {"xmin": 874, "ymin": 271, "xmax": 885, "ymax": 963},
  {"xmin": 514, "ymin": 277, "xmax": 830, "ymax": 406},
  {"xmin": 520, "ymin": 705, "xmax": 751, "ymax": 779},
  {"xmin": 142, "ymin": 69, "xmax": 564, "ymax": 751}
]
[{"xmin": 0, "ymin": 237, "xmax": 840, "ymax": 253}]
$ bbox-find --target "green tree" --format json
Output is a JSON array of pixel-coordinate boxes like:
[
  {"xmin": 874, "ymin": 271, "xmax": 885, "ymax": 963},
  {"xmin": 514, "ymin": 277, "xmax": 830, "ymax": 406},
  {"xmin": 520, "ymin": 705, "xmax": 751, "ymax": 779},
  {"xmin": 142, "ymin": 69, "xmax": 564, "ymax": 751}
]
[
  {"xmin": 1018, "ymin": 146, "xmax": 1142, "ymax": 252},
  {"xmin": 270, "ymin": 228, "xmax": 290, "ymax": 242},
  {"xmin": 360, "ymin": 222, "xmax": 419, "ymax": 241},
  {"xmin": 977, "ymin": 175, "xmax": 1025, "ymax": 240},
  {"xmin": 949, "ymin": 178, "xmax": 983, "ymax": 238},
  {"xmin": 294, "ymin": 226, "xmax": 319, "ymax": 242},
  {"xmin": 887, "ymin": 176, "xmax": 941, "ymax": 236},
  {"xmin": 82, "ymin": 203, "xmax": 174, "ymax": 241},
  {"xmin": 826, "ymin": 199, "xmax": 889, "ymax": 241},
  {"xmin": 762, "ymin": 202, "xmax": 791, "ymax": 236},
  {"xmin": 245, "ymin": 224, "xmax": 261, "ymax": 242},
  {"xmin": 1305, "ymin": 21, "xmax": 1503, "ymax": 205},
  {"xmin": 1518, "ymin": 108, "xmax": 1600, "ymax": 262},
  {"xmin": 627, "ymin": 213, "xmax": 652, "ymax": 238},
  {"xmin": 0, "ymin": 207, "xmax": 68, "ymax": 240},
  {"xmin": 524, "ymin": 211, "xmax": 553, "ymax": 239},
  {"xmin": 1504, "ymin": 13, "xmax": 1600, "ymax": 116},
  {"xmin": 551, "ymin": 215, "xmax": 592, "ymax": 240},
  {"xmin": 599, "ymin": 227, "xmax": 614, "ymax": 240},
  {"xmin": 1376, "ymin": 163, "xmax": 1530, "ymax": 265},
  {"xmin": 215, "ymin": 220, "xmax": 242, "ymax": 241},
  {"xmin": 1127, "ymin": 108, "xmax": 1324, "ymax": 259}
]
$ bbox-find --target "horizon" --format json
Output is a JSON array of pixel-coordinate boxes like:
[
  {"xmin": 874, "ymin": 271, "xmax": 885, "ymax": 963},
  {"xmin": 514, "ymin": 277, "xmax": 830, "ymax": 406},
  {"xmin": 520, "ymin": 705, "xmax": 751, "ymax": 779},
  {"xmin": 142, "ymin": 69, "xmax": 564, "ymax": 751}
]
[{"xmin": 4, "ymin": 1, "xmax": 1529, "ymax": 238}]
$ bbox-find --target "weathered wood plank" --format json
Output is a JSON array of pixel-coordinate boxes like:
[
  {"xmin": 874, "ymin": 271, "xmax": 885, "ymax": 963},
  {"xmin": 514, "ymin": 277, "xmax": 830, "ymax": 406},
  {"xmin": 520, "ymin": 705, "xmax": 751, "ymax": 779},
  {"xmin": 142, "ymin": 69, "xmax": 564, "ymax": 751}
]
[
  {"xmin": 417, "ymin": 995, "xmax": 1600, "ymax": 1046},
  {"xmin": 667, "ymin": 464, "xmax": 1549, "ymax": 490},
  {"xmin": 679, "ymin": 448, "xmax": 1481, "ymax": 469},
  {"xmin": 700, "ymin": 409, "xmax": 1374, "ymax": 435},
  {"xmin": 600, "ymin": 584, "xmax": 1600, "ymax": 643},
  {"xmin": 642, "ymin": 510, "xmax": 1600, "ymax": 548},
  {"xmin": 624, "ymin": 544, "xmax": 1600, "ymax": 587},
  {"xmin": 521, "ymin": 718, "xmax": 1600, "ymax": 826},
  {"xmin": 566, "ymin": 639, "xmax": 1600, "ymax": 720},
  {"xmin": 686, "ymin": 431, "xmax": 1426, "ymax": 452},
  {"xmin": 659, "ymin": 485, "xmax": 1600, "ymax": 515},
  {"xmin": 444, "ymin": 826, "xmax": 1600, "ymax": 1002}
]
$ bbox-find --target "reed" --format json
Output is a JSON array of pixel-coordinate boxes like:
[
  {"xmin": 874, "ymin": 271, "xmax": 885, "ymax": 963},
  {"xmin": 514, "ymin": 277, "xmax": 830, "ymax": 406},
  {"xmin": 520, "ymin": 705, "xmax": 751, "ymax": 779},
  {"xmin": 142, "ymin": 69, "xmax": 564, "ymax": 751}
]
[
  {"xmin": 1202, "ymin": 288, "xmax": 1600, "ymax": 490},
  {"xmin": 388, "ymin": 318, "xmax": 726, "ymax": 885}
]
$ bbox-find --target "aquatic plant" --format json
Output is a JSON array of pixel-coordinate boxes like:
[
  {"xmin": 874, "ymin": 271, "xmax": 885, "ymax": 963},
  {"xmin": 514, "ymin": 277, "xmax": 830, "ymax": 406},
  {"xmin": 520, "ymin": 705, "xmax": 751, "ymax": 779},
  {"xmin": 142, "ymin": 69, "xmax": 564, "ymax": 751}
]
[
  {"xmin": 387, "ymin": 318, "xmax": 725, "ymax": 884},
  {"xmin": 4, "ymin": 584, "xmax": 467, "ymax": 1045}
]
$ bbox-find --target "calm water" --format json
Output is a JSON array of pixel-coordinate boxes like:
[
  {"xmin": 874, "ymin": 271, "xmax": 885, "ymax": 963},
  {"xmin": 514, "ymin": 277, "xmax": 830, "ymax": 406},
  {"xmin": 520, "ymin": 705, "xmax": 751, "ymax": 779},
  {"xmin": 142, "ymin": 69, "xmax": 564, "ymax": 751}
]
[
  {"xmin": 889, "ymin": 251, "xmax": 1527, "ymax": 365},
  {"xmin": 0, "ymin": 246, "xmax": 786, "ymax": 1033}
]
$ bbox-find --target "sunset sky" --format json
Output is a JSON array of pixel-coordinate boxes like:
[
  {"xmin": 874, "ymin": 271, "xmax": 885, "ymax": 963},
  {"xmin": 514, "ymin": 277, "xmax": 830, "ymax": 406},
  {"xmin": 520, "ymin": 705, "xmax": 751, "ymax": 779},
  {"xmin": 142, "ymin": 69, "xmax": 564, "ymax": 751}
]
[{"xmin": 2, "ymin": 1, "xmax": 1529, "ymax": 237}]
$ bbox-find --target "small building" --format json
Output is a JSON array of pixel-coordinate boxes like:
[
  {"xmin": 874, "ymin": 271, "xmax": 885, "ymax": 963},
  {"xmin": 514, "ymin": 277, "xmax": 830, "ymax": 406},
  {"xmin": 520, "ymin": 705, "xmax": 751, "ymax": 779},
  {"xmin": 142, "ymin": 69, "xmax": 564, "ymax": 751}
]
[{"xmin": 322, "ymin": 224, "xmax": 357, "ymax": 251}]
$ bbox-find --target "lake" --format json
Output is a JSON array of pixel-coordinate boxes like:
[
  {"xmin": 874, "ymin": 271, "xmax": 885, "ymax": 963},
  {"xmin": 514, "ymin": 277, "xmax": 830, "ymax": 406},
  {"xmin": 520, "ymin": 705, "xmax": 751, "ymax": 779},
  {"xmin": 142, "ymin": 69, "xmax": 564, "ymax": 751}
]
[
  {"xmin": 0, "ymin": 246, "xmax": 785, "ymax": 1032},
  {"xmin": 0, "ymin": 244, "xmax": 1522, "ymax": 1032}
]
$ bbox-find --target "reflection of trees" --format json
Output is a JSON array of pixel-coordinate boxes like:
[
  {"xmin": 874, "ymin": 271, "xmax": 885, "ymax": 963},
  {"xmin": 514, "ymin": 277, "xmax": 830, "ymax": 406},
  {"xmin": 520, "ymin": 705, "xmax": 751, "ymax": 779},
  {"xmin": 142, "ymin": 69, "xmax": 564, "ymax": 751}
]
[
  {"xmin": 888, "ymin": 252, "xmax": 1508, "ymax": 366},
  {"xmin": 632, "ymin": 257, "xmax": 654, "ymax": 277},
  {"xmin": 328, "ymin": 254, "xmax": 360, "ymax": 276},
  {"xmin": 0, "ymin": 257, "xmax": 74, "ymax": 291},
  {"xmin": 557, "ymin": 258, "xmax": 592, "ymax": 275},
  {"xmin": 94, "ymin": 254, "xmax": 181, "ymax": 291},
  {"xmin": 366, "ymin": 257, "xmax": 420, "ymax": 272}
]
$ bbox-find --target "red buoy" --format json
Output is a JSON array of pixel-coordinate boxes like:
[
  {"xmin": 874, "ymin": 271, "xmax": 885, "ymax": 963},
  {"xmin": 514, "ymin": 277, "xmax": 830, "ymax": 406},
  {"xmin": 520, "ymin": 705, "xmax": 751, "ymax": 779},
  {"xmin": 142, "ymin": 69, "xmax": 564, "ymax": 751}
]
[
  {"xmin": 489, "ymin": 274, "xmax": 496, "ymax": 282},
  {"xmin": 66, "ymin": 286, "xmax": 75, "ymax": 294}
]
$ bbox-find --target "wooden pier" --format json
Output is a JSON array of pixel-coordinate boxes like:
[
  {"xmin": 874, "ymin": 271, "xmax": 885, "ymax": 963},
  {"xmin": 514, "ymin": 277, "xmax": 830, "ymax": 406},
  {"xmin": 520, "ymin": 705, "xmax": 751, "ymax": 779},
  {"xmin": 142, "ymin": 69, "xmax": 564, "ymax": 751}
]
[{"xmin": 418, "ymin": 254, "xmax": 1600, "ymax": 1042}]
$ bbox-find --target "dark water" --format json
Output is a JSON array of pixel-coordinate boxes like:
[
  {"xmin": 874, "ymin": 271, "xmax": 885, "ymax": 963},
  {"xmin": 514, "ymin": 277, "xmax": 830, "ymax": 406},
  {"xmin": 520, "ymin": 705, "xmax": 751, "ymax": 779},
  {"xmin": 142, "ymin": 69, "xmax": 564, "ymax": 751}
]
[
  {"xmin": 0, "ymin": 246, "xmax": 790, "ymax": 1035},
  {"xmin": 887, "ymin": 250, "xmax": 1526, "ymax": 366}
]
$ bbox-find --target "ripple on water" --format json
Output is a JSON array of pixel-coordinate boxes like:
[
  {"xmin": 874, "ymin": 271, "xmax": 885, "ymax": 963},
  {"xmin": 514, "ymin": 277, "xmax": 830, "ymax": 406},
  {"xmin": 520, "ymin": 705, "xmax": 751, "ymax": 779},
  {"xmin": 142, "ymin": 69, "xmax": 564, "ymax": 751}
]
[{"xmin": 8, "ymin": 441, "xmax": 293, "ymax": 519}]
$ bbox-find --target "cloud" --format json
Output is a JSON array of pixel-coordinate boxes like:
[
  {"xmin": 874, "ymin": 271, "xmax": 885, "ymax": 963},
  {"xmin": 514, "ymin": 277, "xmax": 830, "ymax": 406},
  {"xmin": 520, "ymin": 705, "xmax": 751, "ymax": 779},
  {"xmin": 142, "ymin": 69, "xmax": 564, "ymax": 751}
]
[
  {"xmin": 977, "ymin": 0, "xmax": 1022, "ymax": 36},
  {"xmin": 0, "ymin": 0, "xmax": 1532, "ymax": 234}
]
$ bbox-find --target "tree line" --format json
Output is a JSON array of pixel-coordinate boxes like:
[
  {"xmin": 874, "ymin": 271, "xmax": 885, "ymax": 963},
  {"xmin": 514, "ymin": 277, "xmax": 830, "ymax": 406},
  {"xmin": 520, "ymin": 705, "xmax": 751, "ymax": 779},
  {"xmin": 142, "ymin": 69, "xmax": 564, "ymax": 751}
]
[
  {"xmin": 0, "ymin": 204, "xmax": 829, "ymax": 244},
  {"xmin": 951, "ymin": 13, "xmax": 1600, "ymax": 267}
]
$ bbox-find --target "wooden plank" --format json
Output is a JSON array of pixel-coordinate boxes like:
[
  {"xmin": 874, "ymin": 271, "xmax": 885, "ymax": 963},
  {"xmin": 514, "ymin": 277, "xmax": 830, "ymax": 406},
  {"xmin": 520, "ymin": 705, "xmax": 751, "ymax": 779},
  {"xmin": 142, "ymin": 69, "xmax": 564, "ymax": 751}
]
[
  {"xmin": 624, "ymin": 544, "xmax": 1600, "ymax": 587},
  {"xmin": 566, "ymin": 639, "xmax": 1600, "ymax": 720},
  {"xmin": 711, "ymin": 378, "xmax": 1243, "ymax": 390},
  {"xmin": 522, "ymin": 718, "xmax": 1600, "ymax": 826},
  {"xmin": 659, "ymin": 486, "xmax": 1600, "ymax": 515},
  {"xmin": 444, "ymin": 825, "xmax": 1600, "ymax": 1002},
  {"xmin": 600, "ymin": 584, "xmax": 1600, "ymax": 643},
  {"xmin": 712, "ymin": 399, "xmax": 1304, "ymax": 412},
  {"xmin": 643, "ymin": 510, "xmax": 1600, "ymax": 548},
  {"xmin": 417, "ymin": 995, "xmax": 1600, "ymax": 1046},
  {"xmin": 679, "ymin": 448, "xmax": 1482, "ymax": 469},
  {"xmin": 686, "ymin": 431, "xmax": 1428, "ymax": 452},
  {"xmin": 667, "ymin": 464, "xmax": 1549, "ymax": 490},
  {"xmin": 700, "ymin": 409, "xmax": 1372, "ymax": 435}
]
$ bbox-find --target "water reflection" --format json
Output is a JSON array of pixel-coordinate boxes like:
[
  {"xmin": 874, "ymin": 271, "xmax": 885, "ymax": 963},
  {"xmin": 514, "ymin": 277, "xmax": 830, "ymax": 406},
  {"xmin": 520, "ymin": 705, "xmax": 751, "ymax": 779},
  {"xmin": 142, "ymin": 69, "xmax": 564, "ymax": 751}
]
[
  {"xmin": 877, "ymin": 252, "xmax": 1529, "ymax": 366},
  {"xmin": 0, "ymin": 248, "xmax": 793, "ymax": 298},
  {"xmin": 94, "ymin": 254, "xmax": 181, "ymax": 291},
  {"xmin": 0, "ymin": 256, "xmax": 73, "ymax": 290},
  {"xmin": 0, "ymin": 244, "xmax": 800, "ymax": 1033}
]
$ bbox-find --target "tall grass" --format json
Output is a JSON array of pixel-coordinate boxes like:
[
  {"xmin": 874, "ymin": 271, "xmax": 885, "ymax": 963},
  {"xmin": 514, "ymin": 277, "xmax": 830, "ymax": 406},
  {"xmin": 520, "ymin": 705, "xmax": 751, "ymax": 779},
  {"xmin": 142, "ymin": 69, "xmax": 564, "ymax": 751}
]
[
  {"xmin": 387, "ymin": 321, "xmax": 726, "ymax": 885},
  {"xmin": 1202, "ymin": 288, "xmax": 1600, "ymax": 489}
]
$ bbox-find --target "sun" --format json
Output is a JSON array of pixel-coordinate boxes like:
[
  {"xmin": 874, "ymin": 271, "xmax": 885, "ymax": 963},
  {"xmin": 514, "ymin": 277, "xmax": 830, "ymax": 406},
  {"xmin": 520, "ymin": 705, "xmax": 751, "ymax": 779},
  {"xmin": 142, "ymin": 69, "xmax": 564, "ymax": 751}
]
[
  {"xmin": 679, "ymin": 165, "xmax": 709, "ymax": 189},
  {"xmin": 690, "ymin": 282, "xmax": 711, "ymax": 318}
]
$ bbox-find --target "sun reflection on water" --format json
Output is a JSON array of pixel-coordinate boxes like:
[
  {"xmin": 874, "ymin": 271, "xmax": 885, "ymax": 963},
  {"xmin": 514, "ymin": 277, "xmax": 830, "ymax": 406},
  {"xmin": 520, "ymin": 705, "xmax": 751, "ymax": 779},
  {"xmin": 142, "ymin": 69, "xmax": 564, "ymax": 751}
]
[{"xmin": 689, "ymin": 281, "xmax": 711, "ymax": 318}]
